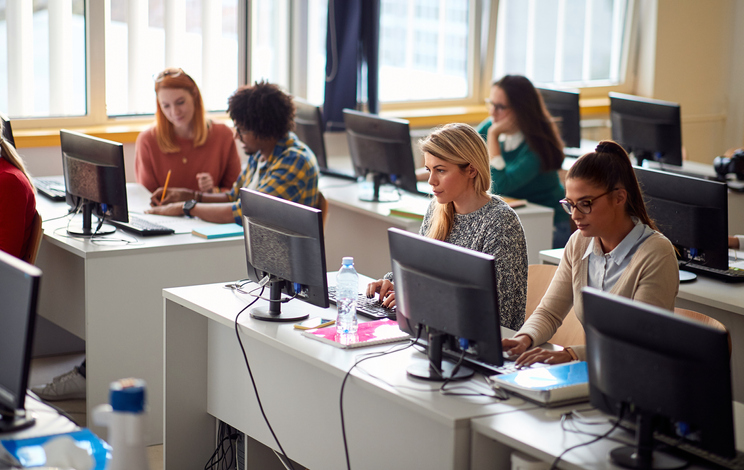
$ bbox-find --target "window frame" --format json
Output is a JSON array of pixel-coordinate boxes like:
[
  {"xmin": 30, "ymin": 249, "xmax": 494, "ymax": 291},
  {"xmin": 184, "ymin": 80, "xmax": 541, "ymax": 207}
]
[{"xmin": 9, "ymin": 0, "xmax": 638, "ymax": 134}]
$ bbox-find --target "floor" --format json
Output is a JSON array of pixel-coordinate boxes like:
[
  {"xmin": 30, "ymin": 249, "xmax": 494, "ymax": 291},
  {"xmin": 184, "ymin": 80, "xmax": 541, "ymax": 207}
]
[{"xmin": 29, "ymin": 352, "xmax": 164, "ymax": 470}]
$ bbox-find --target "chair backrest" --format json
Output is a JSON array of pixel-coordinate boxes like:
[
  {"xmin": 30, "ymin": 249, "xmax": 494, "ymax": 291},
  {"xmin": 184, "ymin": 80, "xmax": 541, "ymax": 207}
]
[
  {"xmin": 526, "ymin": 264, "xmax": 585, "ymax": 347},
  {"xmin": 293, "ymin": 97, "xmax": 328, "ymax": 169},
  {"xmin": 22, "ymin": 210, "xmax": 43, "ymax": 265},
  {"xmin": 317, "ymin": 191, "xmax": 329, "ymax": 229},
  {"xmin": 674, "ymin": 307, "xmax": 731, "ymax": 355}
]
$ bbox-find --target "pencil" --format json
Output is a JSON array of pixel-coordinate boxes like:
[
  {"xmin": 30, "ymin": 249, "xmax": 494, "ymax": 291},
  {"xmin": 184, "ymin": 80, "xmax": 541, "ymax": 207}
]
[{"xmin": 160, "ymin": 169, "xmax": 172, "ymax": 203}]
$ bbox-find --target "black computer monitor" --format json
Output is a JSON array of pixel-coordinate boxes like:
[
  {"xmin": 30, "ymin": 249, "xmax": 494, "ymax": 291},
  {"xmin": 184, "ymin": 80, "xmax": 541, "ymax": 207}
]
[
  {"xmin": 610, "ymin": 92, "xmax": 683, "ymax": 167},
  {"xmin": 583, "ymin": 288, "xmax": 735, "ymax": 469},
  {"xmin": 60, "ymin": 130, "xmax": 129, "ymax": 236},
  {"xmin": 240, "ymin": 188, "xmax": 329, "ymax": 322},
  {"xmin": 0, "ymin": 251, "xmax": 41, "ymax": 433},
  {"xmin": 342, "ymin": 109, "xmax": 420, "ymax": 202},
  {"xmin": 537, "ymin": 87, "xmax": 581, "ymax": 148},
  {"xmin": 1, "ymin": 112, "xmax": 15, "ymax": 147},
  {"xmin": 293, "ymin": 98, "xmax": 329, "ymax": 171},
  {"xmin": 389, "ymin": 228, "xmax": 502, "ymax": 381},
  {"xmin": 634, "ymin": 167, "xmax": 729, "ymax": 274}
]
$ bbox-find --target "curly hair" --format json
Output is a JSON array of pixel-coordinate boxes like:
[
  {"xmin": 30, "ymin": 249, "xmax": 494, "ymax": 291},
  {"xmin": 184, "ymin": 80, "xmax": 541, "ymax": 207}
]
[{"xmin": 228, "ymin": 81, "xmax": 295, "ymax": 141}]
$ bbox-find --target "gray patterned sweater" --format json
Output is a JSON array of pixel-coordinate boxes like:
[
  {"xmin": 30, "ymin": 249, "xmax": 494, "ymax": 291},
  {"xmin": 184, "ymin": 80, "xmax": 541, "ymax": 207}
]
[{"xmin": 386, "ymin": 195, "xmax": 528, "ymax": 330}]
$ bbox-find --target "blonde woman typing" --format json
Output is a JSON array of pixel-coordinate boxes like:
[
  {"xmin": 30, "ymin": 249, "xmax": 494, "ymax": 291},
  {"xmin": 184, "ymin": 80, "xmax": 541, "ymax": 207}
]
[{"xmin": 367, "ymin": 123, "xmax": 528, "ymax": 330}]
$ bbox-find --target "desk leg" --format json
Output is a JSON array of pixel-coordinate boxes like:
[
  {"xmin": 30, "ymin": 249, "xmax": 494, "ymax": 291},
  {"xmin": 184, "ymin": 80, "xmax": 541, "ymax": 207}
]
[{"xmin": 164, "ymin": 298, "xmax": 215, "ymax": 468}]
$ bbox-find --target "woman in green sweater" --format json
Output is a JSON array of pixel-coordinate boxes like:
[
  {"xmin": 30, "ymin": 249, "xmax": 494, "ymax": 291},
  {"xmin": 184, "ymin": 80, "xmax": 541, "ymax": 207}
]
[
  {"xmin": 477, "ymin": 75, "xmax": 570, "ymax": 248},
  {"xmin": 502, "ymin": 141, "xmax": 679, "ymax": 366}
]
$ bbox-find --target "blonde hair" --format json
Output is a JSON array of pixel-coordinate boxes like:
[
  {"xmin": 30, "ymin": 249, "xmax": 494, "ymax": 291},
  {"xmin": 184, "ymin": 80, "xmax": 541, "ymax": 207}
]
[
  {"xmin": 154, "ymin": 67, "xmax": 208, "ymax": 153},
  {"xmin": 420, "ymin": 123, "xmax": 491, "ymax": 241},
  {"xmin": 0, "ymin": 121, "xmax": 34, "ymax": 192}
]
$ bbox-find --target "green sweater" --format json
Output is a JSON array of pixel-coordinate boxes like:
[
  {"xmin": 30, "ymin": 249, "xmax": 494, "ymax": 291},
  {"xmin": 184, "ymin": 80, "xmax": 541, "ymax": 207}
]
[{"xmin": 476, "ymin": 119, "xmax": 568, "ymax": 225}]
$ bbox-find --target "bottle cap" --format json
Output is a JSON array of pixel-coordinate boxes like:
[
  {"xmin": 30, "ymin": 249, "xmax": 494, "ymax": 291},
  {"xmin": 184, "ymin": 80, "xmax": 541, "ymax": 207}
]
[
  {"xmin": 110, "ymin": 378, "xmax": 146, "ymax": 413},
  {"xmin": 342, "ymin": 256, "xmax": 354, "ymax": 266}
]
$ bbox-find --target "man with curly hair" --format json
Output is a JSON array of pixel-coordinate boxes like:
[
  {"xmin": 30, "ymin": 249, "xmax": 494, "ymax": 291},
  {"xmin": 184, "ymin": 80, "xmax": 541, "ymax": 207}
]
[{"xmin": 147, "ymin": 81, "xmax": 319, "ymax": 224}]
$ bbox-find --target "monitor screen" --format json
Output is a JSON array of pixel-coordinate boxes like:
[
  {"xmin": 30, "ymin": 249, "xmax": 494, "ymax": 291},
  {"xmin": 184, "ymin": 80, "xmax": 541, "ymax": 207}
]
[
  {"xmin": 583, "ymin": 288, "xmax": 735, "ymax": 468},
  {"xmin": 1, "ymin": 112, "xmax": 14, "ymax": 147},
  {"xmin": 634, "ymin": 166, "xmax": 729, "ymax": 272},
  {"xmin": 240, "ymin": 188, "xmax": 329, "ymax": 322},
  {"xmin": 537, "ymin": 87, "xmax": 581, "ymax": 148},
  {"xmin": 389, "ymin": 228, "xmax": 502, "ymax": 381},
  {"xmin": 610, "ymin": 92, "xmax": 683, "ymax": 167},
  {"xmin": 342, "ymin": 109, "xmax": 420, "ymax": 202},
  {"xmin": 0, "ymin": 251, "xmax": 41, "ymax": 433},
  {"xmin": 60, "ymin": 130, "xmax": 129, "ymax": 236}
]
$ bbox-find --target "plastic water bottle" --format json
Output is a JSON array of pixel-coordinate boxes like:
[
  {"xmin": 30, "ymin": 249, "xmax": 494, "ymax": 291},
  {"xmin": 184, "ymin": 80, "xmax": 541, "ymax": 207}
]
[
  {"xmin": 336, "ymin": 257, "xmax": 359, "ymax": 334},
  {"xmin": 93, "ymin": 378, "xmax": 151, "ymax": 470}
]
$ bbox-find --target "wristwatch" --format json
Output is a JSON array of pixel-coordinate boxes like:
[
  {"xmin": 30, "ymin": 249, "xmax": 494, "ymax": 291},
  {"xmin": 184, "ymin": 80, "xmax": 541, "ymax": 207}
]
[{"xmin": 183, "ymin": 199, "xmax": 197, "ymax": 218}]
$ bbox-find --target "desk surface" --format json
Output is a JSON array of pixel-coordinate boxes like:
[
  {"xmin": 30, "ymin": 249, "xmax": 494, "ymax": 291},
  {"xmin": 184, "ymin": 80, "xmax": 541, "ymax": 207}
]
[
  {"xmin": 471, "ymin": 402, "xmax": 744, "ymax": 470},
  {"xmin": 163, "ymin": 281, "xmax": 538, "ymax": 469}
]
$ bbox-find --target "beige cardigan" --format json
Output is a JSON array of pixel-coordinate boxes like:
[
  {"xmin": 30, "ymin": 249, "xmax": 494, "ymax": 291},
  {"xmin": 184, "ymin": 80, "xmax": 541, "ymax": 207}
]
[{"xmin": 516, "ymin": 230, "xmax": 679, "ymax": 359}]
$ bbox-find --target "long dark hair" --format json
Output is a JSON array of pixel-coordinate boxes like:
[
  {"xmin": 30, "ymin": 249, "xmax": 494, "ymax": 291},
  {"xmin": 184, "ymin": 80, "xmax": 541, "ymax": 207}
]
[
  {"xmin": 567, "ymin": 140, "xmax": 658, "ymax": 231},
  {"xmin": 493, "ymin": 75, "xmax": 564, "ymax": 171}
]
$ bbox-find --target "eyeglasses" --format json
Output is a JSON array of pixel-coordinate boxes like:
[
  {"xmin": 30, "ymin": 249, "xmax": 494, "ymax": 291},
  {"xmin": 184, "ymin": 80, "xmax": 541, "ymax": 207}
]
[
  {"xmin": 484, "ymin": 99, "xmax": 509, "ymax": 112},
  {"xmin": 154, "ymin": 68, "xmax": 184, "ymax": 82},
  {"xmin": 559, "ymin": 188, "xmax": 618, "ymax": 215}
]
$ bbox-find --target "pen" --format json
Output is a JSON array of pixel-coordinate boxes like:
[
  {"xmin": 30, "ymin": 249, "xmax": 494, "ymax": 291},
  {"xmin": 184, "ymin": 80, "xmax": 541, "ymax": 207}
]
[{"xmin": 160, "ymin": 169, "xmax": 172, "ymax": 203}]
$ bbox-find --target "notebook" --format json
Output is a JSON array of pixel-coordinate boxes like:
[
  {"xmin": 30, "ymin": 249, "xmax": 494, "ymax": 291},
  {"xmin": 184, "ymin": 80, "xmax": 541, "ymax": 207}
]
[
  {"xmin": 192, "ymin": 223, "xmax": 244, "ymax": 239},
  {"xmin": 301, "ymin": 318, "xmax": 409, "ymax": 349},
  {"xmin": 488, "ymin": 361, "xmax": 589, "ymax": 407}
]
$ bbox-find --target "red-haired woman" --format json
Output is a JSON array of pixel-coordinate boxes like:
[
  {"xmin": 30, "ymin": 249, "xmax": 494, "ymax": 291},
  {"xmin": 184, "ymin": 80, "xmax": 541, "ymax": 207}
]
[{"xmin": 135, "ymin": 67, "xmax": 241, "ymax": 194}]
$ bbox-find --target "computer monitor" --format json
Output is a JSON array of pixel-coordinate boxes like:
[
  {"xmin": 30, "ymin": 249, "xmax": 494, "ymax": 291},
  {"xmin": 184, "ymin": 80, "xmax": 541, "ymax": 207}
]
[
  {"xmin": 1, "ymin": 112, "xmax": 15, "ymax": 147},
  {"xmin": 610, "ymin": 92, "xmax": 683, "ymax": 167},
  {"xmin": 240, "ymin": 188, "xmax": 329, "ymax": 322},
  {"xmin": 0, "ymin": 251, "xmax": 41, "ymax": 433},
  {"xmin": 537, "ymin": 87, "xmax": 581, "ymax": 148},
  {"xmin": 583, "ymin": 288, "xmax": 735, "ymax": 469},
  {"xmin": 342, "ymin": 109, "xmax": 420, "ymax": 202},
  {"xmin": 60, "ymin": 130, "xmax": 128, "ymax": 236},
  {"xmin": 389, "ymin": 228, "xmax": 503, "ymax": 381},
  {"xmin": 634, "ymin": 167, "xmax": 729, "ymax": 273},
  {"xmin": 293, "ymin": 98, "xmax": 329, "ymax": 171}
]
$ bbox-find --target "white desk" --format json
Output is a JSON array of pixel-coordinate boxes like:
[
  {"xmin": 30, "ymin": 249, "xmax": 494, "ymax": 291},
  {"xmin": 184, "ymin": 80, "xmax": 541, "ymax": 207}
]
[
  {"xmin": 320, "ymin": 176, "xmax": 555, "ymax": 278},
  {"xmin": 34, "ymin": 184, "xmax": 247, "ymax": 445},
  {"xmin": 470, "ymin": 402, "xmax": 744, "ymax": 470},
  {"xmin": 539, "ymin": 248, "xmax": 744, "ymax": 403},
  {"xmin": 163, "ymin": 281, "xmax": 533, "ymax": 470}
]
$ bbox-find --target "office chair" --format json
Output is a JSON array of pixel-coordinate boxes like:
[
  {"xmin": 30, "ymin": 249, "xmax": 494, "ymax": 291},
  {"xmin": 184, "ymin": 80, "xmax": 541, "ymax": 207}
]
[
  {"xmin": 21, "ymin": 211, "xmax": 43, "ymax": 265},
  {"xmin": 674, "ymin": 307, "xmax": 731, "ymax": 355}
]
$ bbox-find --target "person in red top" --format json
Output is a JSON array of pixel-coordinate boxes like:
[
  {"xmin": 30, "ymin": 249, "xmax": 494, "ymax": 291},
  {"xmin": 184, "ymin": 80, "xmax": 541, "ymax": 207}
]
[
  {"xmin": 0, "ymin": 121, "xmax": 36, "ymax": 259},
  {"xmin": 134, "ymin": 67, "xmax": 241, "ymax": 194}
]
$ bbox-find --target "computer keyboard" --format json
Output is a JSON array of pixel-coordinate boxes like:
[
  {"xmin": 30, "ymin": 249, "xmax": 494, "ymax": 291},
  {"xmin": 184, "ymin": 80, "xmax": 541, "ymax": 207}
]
[
  {"xmin": 327, "ymin": 285, "xmax": 397, "ymax": 320},
  {"xmin": 33, "ymin": 177, "xmax": 66, "ymax": 201},
  {"xmin": 108, "ymin": 215, "xmax": 175, "ymax": 236},
  {"xmin": 679, "ymin": 262, "xmax": 744, "ymax": 283}
]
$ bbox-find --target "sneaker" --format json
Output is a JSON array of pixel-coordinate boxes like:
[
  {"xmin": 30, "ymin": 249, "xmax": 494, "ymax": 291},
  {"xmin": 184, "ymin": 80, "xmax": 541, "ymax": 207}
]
[{"xmin": 31, "ymin": 367, "xmax": 86, "ymax": 401}]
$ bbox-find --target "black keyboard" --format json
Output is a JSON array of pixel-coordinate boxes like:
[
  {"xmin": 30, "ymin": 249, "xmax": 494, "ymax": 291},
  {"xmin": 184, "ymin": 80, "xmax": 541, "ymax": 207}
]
[
  {"xmin": 33, "ymin": 177, "xmax": 66, "ymax": 201},
  {"xmin": 108, "ymin": 215, "xmax": 175, "ymax": 236},
  {"xmin": 327, "ymin": 286, "xmax": 396, "ymax": 320},
  {"xmin": 680, "ymin": 262, "xmax": 744, "ymax": 283}
]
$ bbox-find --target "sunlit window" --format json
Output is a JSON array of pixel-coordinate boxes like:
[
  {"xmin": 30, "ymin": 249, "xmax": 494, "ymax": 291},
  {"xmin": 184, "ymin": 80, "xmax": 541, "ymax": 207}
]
[{"xmin": 0, "ymin": 0, "xmax": 86, "ymax": 119}]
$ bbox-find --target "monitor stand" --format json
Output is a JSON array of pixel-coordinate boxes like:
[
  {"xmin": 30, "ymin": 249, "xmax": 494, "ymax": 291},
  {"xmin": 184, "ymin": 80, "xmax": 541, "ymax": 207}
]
[
  {"xmin": 66, "ymin": 202, "xmax": 116, "ymax": 236},
  {"xmin": 407, "ymin": 329, "xmax": 473, "ymax": 381},
  {"xmin": 249, "ymin": 280, "xmax": 310, "ymax": 322},
  {"xmin": 610, "ymin": 413, "xmax": 687, "ymax": 469},
  {"xmin": 358, "ymin": 173, "xmax": 400, "ymax": 203},
  {"xmin": 0, "ymin": 413, "xmax": 35, "ymax": 433}
]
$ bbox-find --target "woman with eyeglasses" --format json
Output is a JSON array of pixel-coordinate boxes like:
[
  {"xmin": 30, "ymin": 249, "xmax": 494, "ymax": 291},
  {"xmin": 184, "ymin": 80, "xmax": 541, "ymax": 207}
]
[
  {"xmin": 477, "ymin": 75, "xmax": 571, "ymax": 248},
  {"xmin": 135, "ymin": 67, "xmax": 241, "ymax": 194},
  {"xmin": 502, "ymin": 140, "xmax": 679, "ymax": 366}
]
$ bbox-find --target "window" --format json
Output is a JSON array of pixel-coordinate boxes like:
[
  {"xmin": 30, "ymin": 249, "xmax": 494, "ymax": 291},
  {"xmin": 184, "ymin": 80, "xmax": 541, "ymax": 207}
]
[
  {"xmin": 493, "ymin": 0, "xmax": 631, "ymax": 88},
  {"xmin": 249, "ymin": 0, "xmax": 288, "ymax": 89},
  {"xmin": 0, "ymin": 0, "xmax": 86, "ymax": 119}
]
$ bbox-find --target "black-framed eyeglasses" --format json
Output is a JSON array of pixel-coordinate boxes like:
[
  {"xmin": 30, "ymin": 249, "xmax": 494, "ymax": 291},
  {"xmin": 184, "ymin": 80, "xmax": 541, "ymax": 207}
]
[
  {"xmin": 154, "ymin": 68, "xmax": 184, "ymax": 82},
  {"xmin": 484, "ymin": 99, "xmax": 509, "ymax": 112},
  {"xmin": 559, "ymin": 188, "xmax": 618, "ymax": 215}
]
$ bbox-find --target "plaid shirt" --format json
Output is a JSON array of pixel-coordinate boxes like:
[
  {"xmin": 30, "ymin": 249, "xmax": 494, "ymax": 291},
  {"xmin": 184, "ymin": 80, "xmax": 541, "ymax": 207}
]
[{"xmin": 228, "ymin": 132, "xmax": 319, "ymax": 225}]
